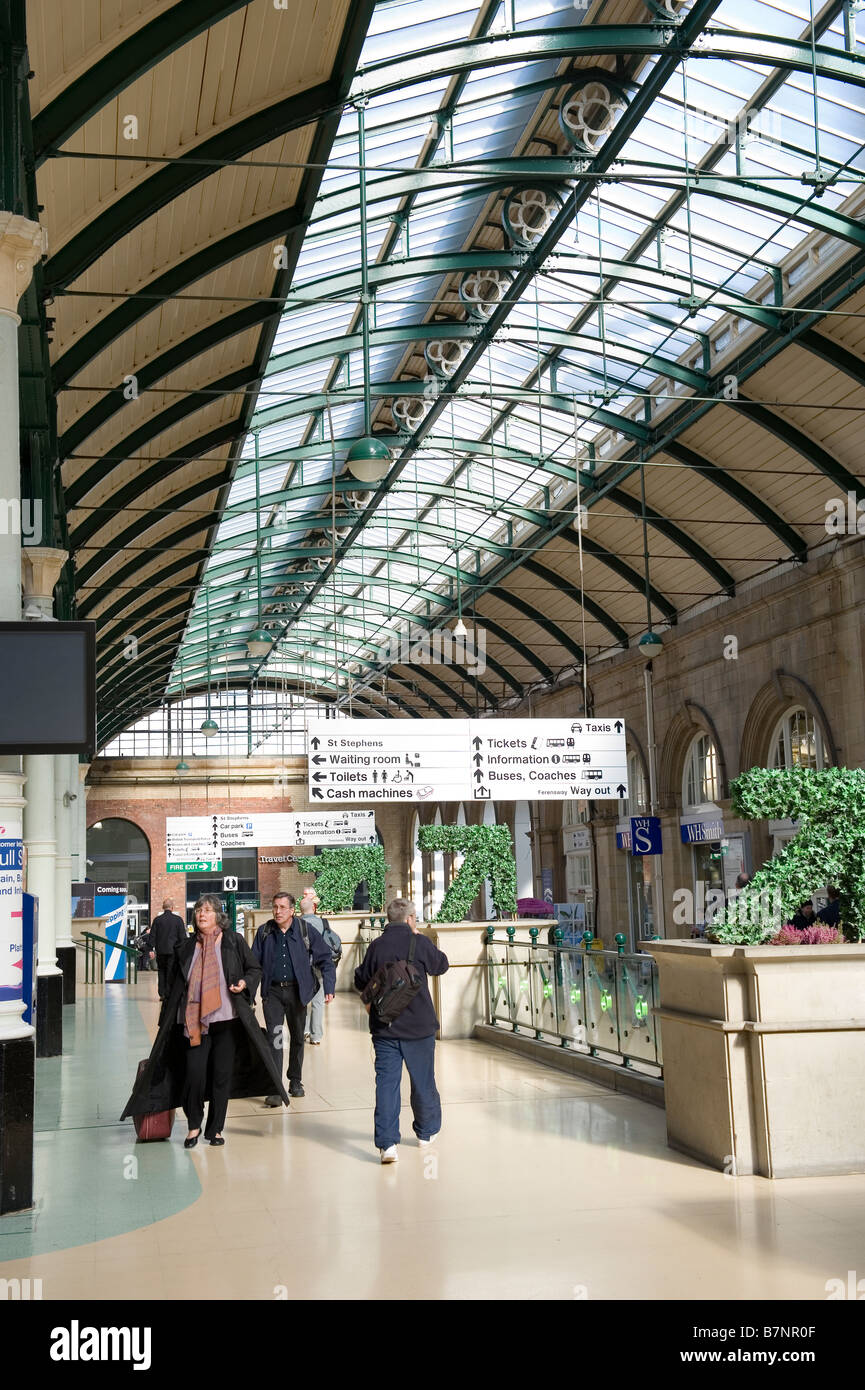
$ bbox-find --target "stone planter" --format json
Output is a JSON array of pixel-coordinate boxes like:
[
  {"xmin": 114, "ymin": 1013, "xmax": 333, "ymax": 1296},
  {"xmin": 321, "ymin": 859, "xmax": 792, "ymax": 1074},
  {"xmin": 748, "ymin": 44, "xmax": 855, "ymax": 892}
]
[{"xmin": 644, "ymin": 940, "xmax": 865, "ymax": 1178}]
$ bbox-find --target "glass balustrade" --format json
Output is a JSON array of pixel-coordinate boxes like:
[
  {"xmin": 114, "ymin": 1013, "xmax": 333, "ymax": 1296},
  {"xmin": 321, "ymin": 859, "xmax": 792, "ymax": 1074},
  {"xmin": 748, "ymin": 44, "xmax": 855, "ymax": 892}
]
[{"xmin": 484, "ymin": 928, "xmax": 662, "ymax": 1073}]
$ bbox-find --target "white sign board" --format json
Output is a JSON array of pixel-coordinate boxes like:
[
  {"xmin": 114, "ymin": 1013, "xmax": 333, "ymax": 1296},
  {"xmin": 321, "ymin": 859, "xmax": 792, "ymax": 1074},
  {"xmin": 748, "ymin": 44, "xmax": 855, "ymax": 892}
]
[
  {"xmin": 471, "ymin": 718, "xmax": 628, "ymax": 801},
  {"xmin": 290, "ymin": 811, "xmax": 377, "ymax": 845},
  {"xmin": 166, "ymin": 816, "xmax": 217, "ymax": 862},
  {"xmin": 307, "ymin": 723, "xmax": 469, "ymax": 802},
  {"xmin": 306, "ymin": 718, "xmax": 628, "ymax": 802},
  {"xmin": 168, "ymin": 811, "xmax": 377, "ymax": 857}
]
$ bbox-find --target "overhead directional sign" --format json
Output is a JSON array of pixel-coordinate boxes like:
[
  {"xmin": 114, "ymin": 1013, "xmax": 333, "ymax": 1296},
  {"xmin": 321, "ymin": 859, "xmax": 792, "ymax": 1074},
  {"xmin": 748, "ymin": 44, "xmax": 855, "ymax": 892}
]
[
  {"xmin": 166, "ymin": 811, "xmax": 376, "ymax": 869},
  {"xmin": 289, "ymin": 811, "xmax": 377, "ymax": 845},
  {"xmin": 166, "ymin": 817, "xmax": 220, "ymax": 872},
  {"xmin": 306, "ymin": 718, "xmax": 628, "ymax": 802},
  {"xmin": 307, "ymin": 722, "xmax": 469, "ymax": 802},
  {"xmin": 470, "ymin": 718, "xmax": 628, "ymax": 801}
]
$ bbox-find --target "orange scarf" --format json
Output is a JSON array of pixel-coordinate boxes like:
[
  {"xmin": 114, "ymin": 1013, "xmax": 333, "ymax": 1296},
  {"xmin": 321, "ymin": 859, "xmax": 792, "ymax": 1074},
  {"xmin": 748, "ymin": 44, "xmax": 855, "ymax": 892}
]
[{"xmin": 185, "ymin": 930, "xmax": 223, "ymax": 1047}]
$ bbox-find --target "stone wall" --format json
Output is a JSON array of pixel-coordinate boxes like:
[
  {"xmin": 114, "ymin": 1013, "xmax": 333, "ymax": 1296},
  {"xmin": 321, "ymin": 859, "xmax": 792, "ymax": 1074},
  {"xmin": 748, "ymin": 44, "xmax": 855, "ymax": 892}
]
[{"xmin": 84, "ymin": 760, "xmax": 411, "ymax": 918}]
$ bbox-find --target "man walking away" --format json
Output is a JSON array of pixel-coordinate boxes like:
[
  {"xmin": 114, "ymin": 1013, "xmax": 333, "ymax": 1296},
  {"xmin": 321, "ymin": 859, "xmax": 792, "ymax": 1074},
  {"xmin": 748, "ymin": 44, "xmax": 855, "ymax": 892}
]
[
  {"xmin": 354, "ymin": 899, "xmax": 449, "ymax": 1164},
  {"xmin": 148, "ymin": 897, "xmax": 187, "ymax": 999},
  {"xmin": 299, "ymin": 888, "xmax": 342, "ymax": 1045},
  {"xmin": 252, "ymin": 893, "xmax": 335, "ymax": 1104}
]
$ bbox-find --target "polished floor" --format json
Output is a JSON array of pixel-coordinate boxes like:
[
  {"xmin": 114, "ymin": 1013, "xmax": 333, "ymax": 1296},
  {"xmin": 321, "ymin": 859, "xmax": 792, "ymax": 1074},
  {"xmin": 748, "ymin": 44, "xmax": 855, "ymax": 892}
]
[{"xmin": 1, "ymin": 977, "xmax": 864, "ymax": 1300}]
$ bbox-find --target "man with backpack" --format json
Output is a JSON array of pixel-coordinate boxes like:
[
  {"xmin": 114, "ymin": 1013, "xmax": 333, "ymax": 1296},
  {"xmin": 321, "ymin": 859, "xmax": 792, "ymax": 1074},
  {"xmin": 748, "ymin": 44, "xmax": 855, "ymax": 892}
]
[
  {"xmin": 299, "ymin": 888, "xmax": 342, "ymax": 1046},
  {"xmin": 252, "ymin": 892, "xmax": 336, "ymax": 1105},
  {"xmin": 354, "ymin": 899, "xmax": 449, "ymax": 1164}
]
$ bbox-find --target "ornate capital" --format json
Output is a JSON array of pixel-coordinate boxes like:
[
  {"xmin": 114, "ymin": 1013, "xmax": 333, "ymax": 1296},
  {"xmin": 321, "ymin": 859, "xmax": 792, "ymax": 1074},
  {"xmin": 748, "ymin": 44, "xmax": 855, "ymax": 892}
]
[
  {"xmin": 22, "ymin": 546, "xmax": 68, "ymax": 610},
  {"xmin": 0, "ymin": 214, "xmax": 48, "ymax": 316}
]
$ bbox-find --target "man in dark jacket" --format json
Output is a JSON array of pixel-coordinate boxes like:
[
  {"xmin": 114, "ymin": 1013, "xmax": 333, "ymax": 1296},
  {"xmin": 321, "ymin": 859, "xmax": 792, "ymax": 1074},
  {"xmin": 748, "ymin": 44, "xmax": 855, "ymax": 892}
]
[
  {"xmin": 147, "ymin": 897, "xmax": 188, "ymax": 999},
  {"xmin": 354, "ymin": 898, "xmax": 449, "ymax": 1164},
  {"xmin": 817, "ymin": 886, "xmax": 841, "ymax": 927},
  {"xmin": 252, "ymin": 892, "xmax": 336, "ymax": 1104}
]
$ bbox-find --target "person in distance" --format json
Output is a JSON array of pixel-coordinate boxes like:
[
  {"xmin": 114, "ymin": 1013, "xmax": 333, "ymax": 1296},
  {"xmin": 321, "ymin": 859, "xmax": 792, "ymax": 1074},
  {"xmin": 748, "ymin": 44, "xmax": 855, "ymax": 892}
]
[{"xmin": 147, "ymin": 896, "xmax": 187, "ymax": 999}]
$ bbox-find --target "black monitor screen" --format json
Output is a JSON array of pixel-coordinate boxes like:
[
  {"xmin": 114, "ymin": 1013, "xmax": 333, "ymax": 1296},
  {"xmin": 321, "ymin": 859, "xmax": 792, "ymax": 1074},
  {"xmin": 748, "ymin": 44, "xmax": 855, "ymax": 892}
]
[{"xmin": 0, "ymin": 623, "xmax": 95, "ymax": 754}]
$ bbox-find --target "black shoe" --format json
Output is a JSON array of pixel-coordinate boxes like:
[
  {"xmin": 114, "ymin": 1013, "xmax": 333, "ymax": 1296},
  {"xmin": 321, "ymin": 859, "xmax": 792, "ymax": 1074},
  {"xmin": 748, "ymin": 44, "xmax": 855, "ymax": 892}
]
[
  {"xmin": 209, "ymin": 1136, "xmax": 225, "ymax": 1147},
  {"xmin": 288, "ymin": 1081, "xmax": 305, "ymax": 1098},
  {"xmin": 184, "ymin": 1133, "xmax": 199, "ymax": 1149},
  {"xmin": 264, "ymin": 1094, "xmax": 283, "ymax": 1108}
]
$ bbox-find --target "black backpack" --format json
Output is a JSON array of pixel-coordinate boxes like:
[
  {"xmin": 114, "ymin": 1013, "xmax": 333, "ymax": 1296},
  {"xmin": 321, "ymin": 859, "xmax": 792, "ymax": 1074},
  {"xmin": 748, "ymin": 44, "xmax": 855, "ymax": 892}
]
[
  {"xmin": 360, "ymin": 935, "xmax": 422, "ymax": 1025},
  {"xmin": 318, "ymin": 918, "xmax": 343, "ymax": 965}
]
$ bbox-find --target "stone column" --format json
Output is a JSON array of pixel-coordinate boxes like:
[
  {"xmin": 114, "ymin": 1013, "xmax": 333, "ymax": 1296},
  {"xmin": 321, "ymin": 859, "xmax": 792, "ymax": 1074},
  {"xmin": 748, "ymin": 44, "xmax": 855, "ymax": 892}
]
[
  {"xmin": 77, "ymin": 761, "xmax": 90, "ymax": 883},
  {"xmin": 22, "ymin": 546, "xmax": 67, "ymax": 1058},
  {"xmin": 54, "ymin": 753, "xmax": 77, "ymax": 1003},
  {"xmin": 0, "ymin": 213, "xmax": 47, "ymax": 1213}
]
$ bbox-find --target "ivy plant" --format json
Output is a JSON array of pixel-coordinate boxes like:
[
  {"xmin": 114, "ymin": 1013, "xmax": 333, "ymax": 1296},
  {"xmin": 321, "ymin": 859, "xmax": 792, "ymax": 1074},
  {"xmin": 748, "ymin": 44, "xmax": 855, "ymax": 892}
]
[
  {"xmin": 711, "ymin": 766, "xmax": 865, "ymax": 944},
  {"xmin": 296, "ymin": 845, "xmax": 387, "ymax": 913},
  {"xmin": 417, "ymin": 823, "xmax": 518, "ymax": 922}
]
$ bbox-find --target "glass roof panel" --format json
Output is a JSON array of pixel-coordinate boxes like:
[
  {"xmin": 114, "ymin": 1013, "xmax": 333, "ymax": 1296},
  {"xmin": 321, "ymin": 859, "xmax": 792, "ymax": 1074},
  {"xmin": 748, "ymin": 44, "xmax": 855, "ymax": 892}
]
[{"xmin": 162, "ymin": 0, "xmax": 865, "ymax": 723}]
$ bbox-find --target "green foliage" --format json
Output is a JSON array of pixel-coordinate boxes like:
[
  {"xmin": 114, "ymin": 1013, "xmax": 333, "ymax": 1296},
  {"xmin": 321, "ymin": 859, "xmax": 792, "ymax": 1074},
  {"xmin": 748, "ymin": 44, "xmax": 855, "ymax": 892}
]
[
  {"xmin": 417, "ymin": 823, "xmax": 517, "ymax": 922},
  {"xmin": 296, "ymin": 845, "xmax": 387, "ymax": 913},
  {"xmin": 712, "ymin": 766, "xmax": 865, "ymax": 944}
]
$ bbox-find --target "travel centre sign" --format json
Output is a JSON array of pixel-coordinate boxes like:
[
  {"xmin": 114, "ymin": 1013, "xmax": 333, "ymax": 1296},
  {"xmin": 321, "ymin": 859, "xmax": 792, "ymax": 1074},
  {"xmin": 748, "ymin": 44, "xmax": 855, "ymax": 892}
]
[{"xmin": 307, "ymin": 718, "xmax": 628, "ymax": 803}]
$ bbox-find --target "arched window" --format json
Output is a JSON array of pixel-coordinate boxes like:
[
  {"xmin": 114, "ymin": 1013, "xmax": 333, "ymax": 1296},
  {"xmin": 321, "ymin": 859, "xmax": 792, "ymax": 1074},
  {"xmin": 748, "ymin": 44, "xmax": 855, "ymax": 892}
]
[
  {"xmin": 431, "ymin": 809, "xmax": 446, "ymax": 917},
  {"xmin": 513, "ymin": 801, "xmax": 533, "ymax": 899},
  {"xmin": 482, "ymin": 800, "xmax": 496, "ymax": 919},
  {"xmin": 409, "ymin": 811, "xmax": 423, "ymax": 907},
  {"xmin": 770, "ymin": 707, "xmax": 825, "ymax": 772},
  {"xmin": 683, "ymin": 734, "xmax": 720, "ymax": 807},
  {"xmin": 452, "ymin": 803, "xmax": 467, "ymax": 878},
  {"xmin": 618, "ymin": 750, "xmax": 647, "ymax": 817},
  {"xmin": 86, "ymin": 818, "xmax": 151, "ymax": 921},
  {"xmin": 563, "ymin": 798, "xmax": 590, "ymax": 825}
]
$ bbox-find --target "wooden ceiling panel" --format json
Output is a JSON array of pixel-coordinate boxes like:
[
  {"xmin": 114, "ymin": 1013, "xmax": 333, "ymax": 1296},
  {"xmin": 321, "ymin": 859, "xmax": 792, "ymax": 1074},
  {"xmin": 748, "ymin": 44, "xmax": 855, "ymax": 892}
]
[
  {"xmin": 55, "ymin": 245, "xmax": 275, "ymax": 423},
  {"xmin": 28, "ymin": 0, "xmax": 173, "ymax": 113},
  {"xmin": 62, "ymin": 394, "xmax": 242, "ymax": 499},
  {"xmin": 65, "ymin": 325, "xmax": 262, "ymax": 460}
]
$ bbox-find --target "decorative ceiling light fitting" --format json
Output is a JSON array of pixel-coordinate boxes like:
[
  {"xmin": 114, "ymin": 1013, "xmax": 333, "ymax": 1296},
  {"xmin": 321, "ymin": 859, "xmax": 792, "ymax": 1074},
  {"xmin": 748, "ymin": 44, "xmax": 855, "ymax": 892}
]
[
  {"xmin": 200, "ymin": 585, "xmax": 220, "ymax": 738},
  {"xmin": 247, "ymin": 433, "xmax": 274, "ymax": 658},
  {"xmin": 345, "ymin": 100, "xmax": 391, "ymax": 484}
]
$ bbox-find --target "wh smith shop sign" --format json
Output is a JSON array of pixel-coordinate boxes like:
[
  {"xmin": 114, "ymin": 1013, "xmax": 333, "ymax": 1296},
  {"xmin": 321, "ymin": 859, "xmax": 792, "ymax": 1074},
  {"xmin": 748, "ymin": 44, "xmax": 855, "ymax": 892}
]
[{"xmin": 616, "ymin": 816, "xmax": 663, "ymax": 855}]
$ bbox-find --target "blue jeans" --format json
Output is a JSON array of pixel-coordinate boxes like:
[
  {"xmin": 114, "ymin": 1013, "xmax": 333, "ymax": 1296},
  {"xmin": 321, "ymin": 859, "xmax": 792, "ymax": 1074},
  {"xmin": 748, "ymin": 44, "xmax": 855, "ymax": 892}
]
[
  {"xmin": 305, "ymin": 982, "xmax": 324, "ymax": 1042},
  {"xmin": 372, "ymin": 1034, "xmax": 441, "ymax": 1149}
]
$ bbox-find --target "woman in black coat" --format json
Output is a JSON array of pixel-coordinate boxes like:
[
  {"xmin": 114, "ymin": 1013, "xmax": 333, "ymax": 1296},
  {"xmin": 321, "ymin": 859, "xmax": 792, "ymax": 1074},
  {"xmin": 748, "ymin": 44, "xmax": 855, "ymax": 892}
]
[{"xmin": 121, "ymin": 894, "xmax": 289, "ymax": 1145}]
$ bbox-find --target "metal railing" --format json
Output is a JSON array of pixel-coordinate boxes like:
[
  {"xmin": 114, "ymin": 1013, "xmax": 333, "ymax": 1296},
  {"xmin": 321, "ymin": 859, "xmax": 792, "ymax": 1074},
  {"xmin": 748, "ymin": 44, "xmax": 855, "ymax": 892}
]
[
  {"xmin": 81, "ymin": 932, "xmax": 140, "ymax": 985},
  {"xmin": 484, "ymin": 927, "xmax": 662, "ymax": 1073},
  {"xmin": 358, "ymin": 916, "xmax": 386, "ymax": 960}
]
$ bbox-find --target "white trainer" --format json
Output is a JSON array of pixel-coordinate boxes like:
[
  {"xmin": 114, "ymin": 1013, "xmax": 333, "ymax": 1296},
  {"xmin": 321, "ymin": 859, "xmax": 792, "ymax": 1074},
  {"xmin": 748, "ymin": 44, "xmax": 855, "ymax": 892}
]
[
  {"xmin": 418, "ymin": 1133, "xmax": 439, "ymax": 1147},
  {"xmin": 379, "ymin": 1145, "xmax": 399, "ymax": 1164}
]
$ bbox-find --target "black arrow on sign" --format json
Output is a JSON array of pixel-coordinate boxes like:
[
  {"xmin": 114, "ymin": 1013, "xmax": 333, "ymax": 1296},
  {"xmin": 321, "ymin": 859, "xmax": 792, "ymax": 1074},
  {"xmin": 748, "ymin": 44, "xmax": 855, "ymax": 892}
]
[
  {"xmin": 617, "ymin": 783, "xmax": 627, "ymax": 796},
  {"xmin": 313, "ymin": 773, "xmax": 327, "ymax": 782},
  {"xmin": 614, "ymin": 721, "xmax": 623, "ymax": 733},
  {"xmin": 473, "ymin": 753, "xmax": 483, "ymax": 765},
  {"xmin": 474, "ymin": 768, "xmax": 485, "ymax": 782},
  {"xmin": 312, "ymin": 754, "xmax": 326, "ymax": 765},
  {"xmin": 311, "ymin": 737, "xmax": 320, "ymax": 750},
  {"xmin": 472, "ymin": 736, "xmax": 482, "ymax": 749},
  {"xmin": 312, "ymin": 787, "xmax": 324, "ymax": 799}
]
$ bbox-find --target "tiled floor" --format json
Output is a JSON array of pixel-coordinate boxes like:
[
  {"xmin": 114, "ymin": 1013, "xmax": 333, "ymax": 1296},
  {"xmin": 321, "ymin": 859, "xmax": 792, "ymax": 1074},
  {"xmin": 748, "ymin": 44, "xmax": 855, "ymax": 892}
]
[{"xmin": 1, "ymin": 977, "xmax": 864, "ymax": 1300}]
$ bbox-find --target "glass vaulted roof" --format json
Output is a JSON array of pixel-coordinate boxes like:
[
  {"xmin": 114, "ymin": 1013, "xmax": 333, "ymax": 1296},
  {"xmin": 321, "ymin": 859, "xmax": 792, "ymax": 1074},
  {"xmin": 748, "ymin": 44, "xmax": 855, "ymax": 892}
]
[{"xmin": 165, "ymin": 0, "xmax": 865, "ymax": 726}]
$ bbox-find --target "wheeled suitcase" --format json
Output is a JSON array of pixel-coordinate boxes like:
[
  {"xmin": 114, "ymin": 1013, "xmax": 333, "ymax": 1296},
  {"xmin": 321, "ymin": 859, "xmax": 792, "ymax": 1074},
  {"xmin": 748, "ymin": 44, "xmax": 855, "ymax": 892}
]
[{"xmin": 132, "ymin": 1058, "xmax": 176, "ymax": 1141}]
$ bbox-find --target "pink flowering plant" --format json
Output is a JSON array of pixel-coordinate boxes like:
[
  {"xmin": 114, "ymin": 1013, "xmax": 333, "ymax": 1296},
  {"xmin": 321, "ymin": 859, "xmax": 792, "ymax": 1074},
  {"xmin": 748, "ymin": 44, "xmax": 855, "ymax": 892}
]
[{"xmin": 770, "ymin": 923, "xmax": 843, "ymax": 946}]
